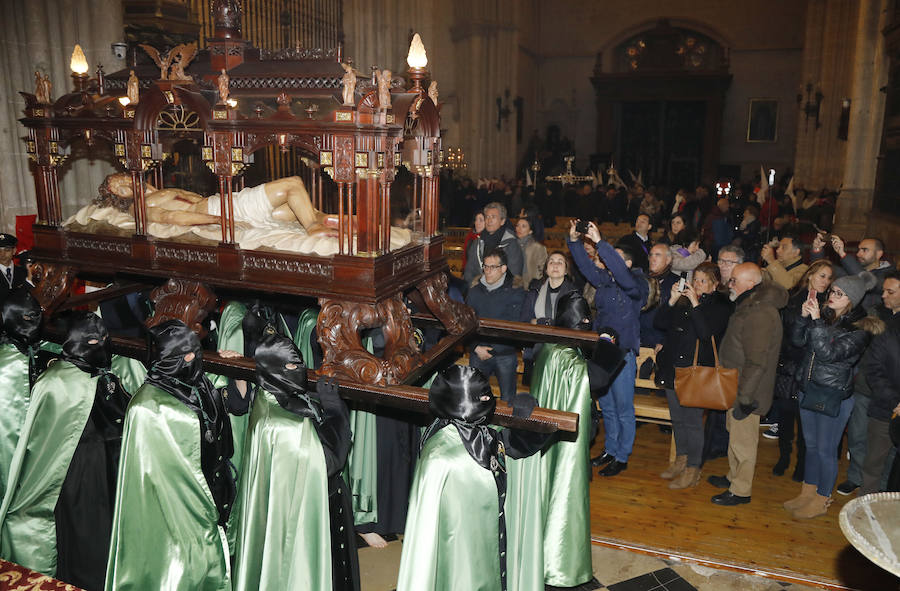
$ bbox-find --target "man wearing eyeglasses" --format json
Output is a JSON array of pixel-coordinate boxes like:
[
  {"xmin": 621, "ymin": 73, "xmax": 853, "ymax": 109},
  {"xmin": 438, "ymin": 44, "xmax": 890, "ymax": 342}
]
[
  {"xmin": 465, "ymin": 248, "xmax": 525, "ymax": 402},
  {"xmin": 463, "ymin": 202, "xmax": 524, "ymax": 285}
]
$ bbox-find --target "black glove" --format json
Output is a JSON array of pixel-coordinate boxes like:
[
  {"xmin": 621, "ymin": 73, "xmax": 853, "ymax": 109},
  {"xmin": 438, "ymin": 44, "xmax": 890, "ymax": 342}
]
[
  {"xmin": 732, "ymin": 399, "xmax": 759, "ymax": 420},
  {"xmin": 315, "ymin": 376, "xmax": 340, "ymax": 402},
  {"xmin": 510, "ymin": 393, "xmax": 537, "ymax": 419}
]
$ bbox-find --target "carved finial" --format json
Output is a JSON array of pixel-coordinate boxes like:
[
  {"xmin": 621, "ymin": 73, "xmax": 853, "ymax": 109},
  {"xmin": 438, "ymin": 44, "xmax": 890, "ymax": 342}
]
[
  {"xmin": 427, "ymin": 80, "xmax": 438, "ymax": 106},
  {"xmin": 127, "ymin": 70, "xmax": 140, "ymax": 105},
  {"xmin": 212, "ymin": 0, "xmax": 242, "ymax": 40},
  {"xmin": 217, "ymin": 69, "xmax": 230, "ymax": 104},
  {"xmin": 34, "ymin": 71, "xmax": 52, "ymax": 105}
]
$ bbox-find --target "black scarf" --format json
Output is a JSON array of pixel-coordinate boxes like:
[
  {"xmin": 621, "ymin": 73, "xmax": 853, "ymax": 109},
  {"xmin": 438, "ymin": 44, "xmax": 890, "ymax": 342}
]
[
  {"xmin": 61, "ymin": 312, "xmax": 130, "ymax": 440},
  {"xmin": 146, "ymin": 320, "xmax": 235, "ymax": 527},
  {"xmin": 423, "ymin": 365, "xmax": 510, "ymax": 590},
  {"xmin": 1, "ymin": 288, "xmax": 42, "ymax": 387}
]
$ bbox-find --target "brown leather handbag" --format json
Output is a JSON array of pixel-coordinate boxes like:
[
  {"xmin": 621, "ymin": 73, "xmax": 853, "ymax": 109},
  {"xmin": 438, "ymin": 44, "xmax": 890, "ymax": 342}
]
[{"xmin": 674, "ymin": 337, "xmax": 738, "ymax": 410}]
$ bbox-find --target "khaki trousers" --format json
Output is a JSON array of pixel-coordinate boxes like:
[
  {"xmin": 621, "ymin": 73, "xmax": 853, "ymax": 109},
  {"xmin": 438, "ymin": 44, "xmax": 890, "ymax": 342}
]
[{"xmin": 725, "ymin": 408, "xmax": 761, "ymax": 497}]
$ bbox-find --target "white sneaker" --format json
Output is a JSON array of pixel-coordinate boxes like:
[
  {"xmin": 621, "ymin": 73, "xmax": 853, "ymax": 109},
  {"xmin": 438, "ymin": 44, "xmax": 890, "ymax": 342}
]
[{"xmin": 762, "ymin": 425, "xmax": 779, "ymax": 440}]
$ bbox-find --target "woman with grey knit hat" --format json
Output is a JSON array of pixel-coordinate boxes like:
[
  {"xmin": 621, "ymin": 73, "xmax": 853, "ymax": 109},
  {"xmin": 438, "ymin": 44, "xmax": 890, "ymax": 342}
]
[{"xmin": 785, "ymin": 271, "xmax": 885, "ymax": 519}]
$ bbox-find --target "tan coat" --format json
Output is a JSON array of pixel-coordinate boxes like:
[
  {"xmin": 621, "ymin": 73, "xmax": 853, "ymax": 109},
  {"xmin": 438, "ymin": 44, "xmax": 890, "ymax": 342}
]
[
  {"xmin": 518, "ymin": 235, "xmax": 548, "ymax": 289},
  {"xmin": 763, "ymin": 257, "xmax": 808, "ymax": 290},
  {"xmin": 719, "ymin": 281, "xmax": 789, "ymax": 415}
]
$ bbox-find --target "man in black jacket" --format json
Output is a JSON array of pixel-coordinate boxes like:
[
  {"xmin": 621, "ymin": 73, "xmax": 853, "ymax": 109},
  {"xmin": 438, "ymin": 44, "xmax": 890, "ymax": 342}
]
[
  {"xmin": 465, "ymin": 248, "xmax": 525, "ymax": 402},
  {"xmin": 616, "ymin": 214, "xmax": 652, "ymax": 273},
  {"xmin": 860, "ymin": 270, "xmax": 900, "ymax": 495},
  {"xmin": 0, "ymin": 234, "xmax": 27, "ymax": 304},
  {"xmin": 463, "ymin": 202, "xmax": 524, "ymax": 284}
]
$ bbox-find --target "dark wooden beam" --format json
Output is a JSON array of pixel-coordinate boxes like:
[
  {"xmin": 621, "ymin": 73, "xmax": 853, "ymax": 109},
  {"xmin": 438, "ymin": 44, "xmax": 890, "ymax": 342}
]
[
  {"xmin": 54, "ymin": 282, "xmax": 154, "ymax": 311},
  {"xmin": 62, "ymin": 332, "xmax": 578, "ymax": 434}
]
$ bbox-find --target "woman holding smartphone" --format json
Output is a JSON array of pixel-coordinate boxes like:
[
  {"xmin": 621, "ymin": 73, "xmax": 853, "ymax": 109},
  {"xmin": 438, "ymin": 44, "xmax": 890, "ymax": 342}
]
[
  {"xmin": 771, "ymin": 260, "xmax": 834, "ymax": 481},
  {"xmin": 785, "ymin": 271, "xmax": 883, "ymax": 519},
  {"xmin": 654, "ymin": 262, "xmax": 733, "ymax": 488}
]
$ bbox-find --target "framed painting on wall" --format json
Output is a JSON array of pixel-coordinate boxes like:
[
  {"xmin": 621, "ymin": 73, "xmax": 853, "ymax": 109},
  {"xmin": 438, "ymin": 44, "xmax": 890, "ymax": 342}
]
[{"xmin": 747, "ymin": 98, "xmax": 778, "ymax": 142}]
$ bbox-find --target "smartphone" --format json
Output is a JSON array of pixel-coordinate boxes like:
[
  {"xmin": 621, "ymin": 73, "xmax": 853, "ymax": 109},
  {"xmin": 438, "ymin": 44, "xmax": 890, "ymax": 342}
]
[
  {"xmin": 807, "ymin": 288, "xmax": 816, "ymax": 302},
  {"xmin": 677, "ymin": 276, "xmax": 686, "ymax": 292},
  {"xmin": 575, "ymin": 219, "xmax": 589, "ymax": 234}
]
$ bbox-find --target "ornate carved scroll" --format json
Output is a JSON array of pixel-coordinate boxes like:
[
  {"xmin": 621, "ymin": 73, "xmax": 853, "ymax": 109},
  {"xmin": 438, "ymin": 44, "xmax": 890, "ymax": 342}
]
[
  {"xmin": 29, "ymin": 262, "xmax": 77, "ymax": 314},
  {"xmin": 317, "ymin": 294, "xmax": 422, "ymax": 385},
  {"xmin": 146, "ymin": 279, "xmax": 216, "ymax": 338},
  {"xmin": 415, "ymin": 272, "xmax": 477, "ymax": 335}
]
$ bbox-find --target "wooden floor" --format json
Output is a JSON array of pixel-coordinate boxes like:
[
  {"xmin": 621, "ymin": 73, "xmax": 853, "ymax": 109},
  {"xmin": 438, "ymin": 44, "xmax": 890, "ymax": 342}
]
[{"xmin": 588, "ymin": 419, "xmax": 898, "ymax": 591}]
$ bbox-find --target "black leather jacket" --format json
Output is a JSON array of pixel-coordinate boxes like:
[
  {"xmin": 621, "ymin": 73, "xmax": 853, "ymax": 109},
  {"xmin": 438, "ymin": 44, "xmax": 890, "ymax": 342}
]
[{"xmin": 791, "ymin": 305, "xmax": 877, "ymax": 392}]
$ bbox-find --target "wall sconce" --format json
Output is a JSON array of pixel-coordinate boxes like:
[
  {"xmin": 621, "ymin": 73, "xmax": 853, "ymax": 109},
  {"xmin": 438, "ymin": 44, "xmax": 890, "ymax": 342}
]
[
  {"xmin": 496, "ymin": 89, "xmax": 511, "ymax": 130},
  {"xmin": 838, "ymin": 98, "xmax": 851, "ymax": 140},
  {"xmin": 797, "ymin": 83, "xmax": 823, "ymax": 130}
]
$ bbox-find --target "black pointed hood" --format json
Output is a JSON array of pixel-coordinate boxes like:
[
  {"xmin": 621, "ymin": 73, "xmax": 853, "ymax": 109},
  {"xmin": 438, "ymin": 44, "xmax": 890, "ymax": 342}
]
[
  {"xmin": 62, "ymin": 312, "xmax": 112, "ymax": 374},
  {"xmin": 554, "ymin": 291, "xmax": 592, "ymax": 331},
  {"xmin": 424, "ymin": 365, "xmax": 500, "ymax": 472}
]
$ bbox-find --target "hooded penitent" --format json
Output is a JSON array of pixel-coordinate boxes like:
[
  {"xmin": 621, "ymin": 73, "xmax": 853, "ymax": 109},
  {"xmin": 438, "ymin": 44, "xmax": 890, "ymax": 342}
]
[
  {"xmin": 0, "ymin": 312, "xmax": 125, "ymax": 589},
  {"xmin": 1, "ymin": 288, "xmax": 42, "ymax": 385},
  {"xmin": 146, "ymin": 319, "xmax": 235, "ymax": 527},
  {"xmin": 232, "ymin": 333, "xmax": 358, "ymax": 591},
  {"xmin": 425, "ymin": 365, "xmax": 500, "ymax": 471},
  {"xmin": 553, "ymin": 291, "xmax": 592, "ymax": 331}
]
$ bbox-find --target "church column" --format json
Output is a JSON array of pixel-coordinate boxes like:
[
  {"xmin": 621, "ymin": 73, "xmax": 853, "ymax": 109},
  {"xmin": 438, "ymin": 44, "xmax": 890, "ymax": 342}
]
[
  {"xmin": 0, "ymin": 0, "xmax": 125, "ymax": 232},
  {"xmin": 833, "ymin": 0, "xmax": 889, "ymax": 239}
]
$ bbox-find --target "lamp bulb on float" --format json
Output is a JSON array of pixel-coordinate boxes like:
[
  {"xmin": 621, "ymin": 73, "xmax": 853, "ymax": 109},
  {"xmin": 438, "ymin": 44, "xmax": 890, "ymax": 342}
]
[
  {"xmin": 406, "ymin": 34, "xmax": 427, "ymax": 69},
  {"xmin": 118, "ymin": 97, "xmax": 130, "ymax": 107},
  {"xmin": 70, "ymin": 44, "xmax": 89, "ymax": 74}
]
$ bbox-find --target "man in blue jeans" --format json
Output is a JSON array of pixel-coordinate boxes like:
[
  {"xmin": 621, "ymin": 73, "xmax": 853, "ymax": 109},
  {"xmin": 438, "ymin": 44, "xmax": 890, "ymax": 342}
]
[
  {"xmin": 465, "ymin": 248, "xmax": 525, "ymax": 401},
  {"xmin": 567, "ymin": 220, "xmax": 648, "ymax": 476}
]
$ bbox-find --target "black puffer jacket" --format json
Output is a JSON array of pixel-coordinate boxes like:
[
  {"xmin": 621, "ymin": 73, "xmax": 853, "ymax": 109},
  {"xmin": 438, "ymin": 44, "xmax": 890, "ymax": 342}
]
[
  {"xmin": 791, "ymin": 305, "xmax": 885, "ymax": 392},
  {"xmin": 653, "ymin": 290, "xmax": 733, "ymax": 387},
  {"xmin": 864, "ymin": 324, "xmax": 900, "ymax": 421}
]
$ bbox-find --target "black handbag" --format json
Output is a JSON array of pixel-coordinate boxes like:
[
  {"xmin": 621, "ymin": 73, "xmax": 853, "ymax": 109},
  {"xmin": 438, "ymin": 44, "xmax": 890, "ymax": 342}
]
[{"xmin": 799, "ymin": 353, "xmax": 848, "ymax": 417}]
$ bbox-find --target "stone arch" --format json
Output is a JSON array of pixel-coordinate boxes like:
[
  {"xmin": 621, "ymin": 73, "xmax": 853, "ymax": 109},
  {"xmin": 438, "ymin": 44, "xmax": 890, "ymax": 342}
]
[{"xmin": 596, "ymin": 18, "xmax": 732, "ymax": 74}]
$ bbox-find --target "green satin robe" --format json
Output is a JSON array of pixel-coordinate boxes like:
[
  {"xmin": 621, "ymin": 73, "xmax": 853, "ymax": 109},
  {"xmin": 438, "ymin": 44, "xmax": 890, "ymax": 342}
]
[
  {"xmin": 105, "ymin": 384, "xmax": 231, "ymax": 591},
  {"xmin": 396, "ymin": 427, "xmax": 501, "ymax": 591},
  {"xmin": 531, "ymin": 343, "xmax": 593, "ymax": 587},
  {"xmin": 208, "ymin": 301, "xmax": 249, "ymax": 549},
  {"xmin": 505, "ymin": 453, "xmax": 544, "ymax": 591},
  {"xmin": 0, "ymin": 361, "xmax": 97, "ymax": 574},
  {"xmin": 292, "ymin": 308, "xmax": 319, "ymax": 363},
  {"xmin": 0, "ymin": 345, "xmax": 31, "ymax": 499},
  {"xmin": 111, "ymin": 355, "xmax": 147, "ymax": 396},
  {"xmin": 232, "ymin": 389, "xmax": 331, "ymax": 591},
  {"xmin": 345, "ymin": 337, "xmax": 378, "ymax": 525}
]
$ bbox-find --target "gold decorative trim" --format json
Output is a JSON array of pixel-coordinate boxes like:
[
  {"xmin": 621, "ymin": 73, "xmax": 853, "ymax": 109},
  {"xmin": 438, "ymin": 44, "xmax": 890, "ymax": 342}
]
[
  {"xmin": 163, "ymin": 90, "xmax": 175, "ymax": 104},
  {"xmin": 355, "ymin": 152, "xmax": 368, "ymax": 168},
  {"xmin": 213, "ymin": 109, "xmax": 228, "ymax": 120},
  {"xmin": 320, "ymin": 151, "xmax": 333, "ymax": 165},
  {"xmin": 231, "ymin": 147, "xmax": 243, "ymax": 162},
  {"xmin": 335, "ymin": 111, "xmax": 353, "ymax": 122},
  {"xmin": 202, "ymin": 146, "xmax": 213, "ymax": 160}
]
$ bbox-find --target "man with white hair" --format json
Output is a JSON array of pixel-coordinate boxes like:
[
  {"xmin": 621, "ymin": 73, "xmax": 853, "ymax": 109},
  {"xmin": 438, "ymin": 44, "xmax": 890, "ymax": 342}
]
[
  {"xmin": 463, "ymin": 202, "xmax": 524, "ymax": 284},
  {"xmin": 708, "ymin": 263, "xmax": 788, "ymax": 505}
]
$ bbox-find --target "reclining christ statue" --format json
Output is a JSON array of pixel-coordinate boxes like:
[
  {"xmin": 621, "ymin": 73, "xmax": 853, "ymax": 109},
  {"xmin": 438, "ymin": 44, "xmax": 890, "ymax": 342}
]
[{"xmin": 97, "ymin": 174, "xmax": 338, "ymax": 236}]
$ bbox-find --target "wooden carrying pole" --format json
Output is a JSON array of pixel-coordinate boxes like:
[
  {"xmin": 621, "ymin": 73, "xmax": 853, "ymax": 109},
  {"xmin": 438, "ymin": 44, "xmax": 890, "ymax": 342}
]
[{"xmin": 42, "ymin": 331, "xmax": 577, "ymax": 435}]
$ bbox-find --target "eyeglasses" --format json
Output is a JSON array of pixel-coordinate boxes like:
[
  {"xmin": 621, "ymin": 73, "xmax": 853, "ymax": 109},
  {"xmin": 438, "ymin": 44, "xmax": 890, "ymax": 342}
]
[
  {"xmin": 482, "ymin": 264, "xmax": 503, "ymax": 271},
  {"xmin": 830, "ymin": 288, "xmax": 847, "ymax": 298},
  {"xmin": 484, "ymin": 214, "xmax": 500, "ymax": 220},
  {"xmin": 718, "ymin": 259, "xmax": 739, "ymax": 266}
]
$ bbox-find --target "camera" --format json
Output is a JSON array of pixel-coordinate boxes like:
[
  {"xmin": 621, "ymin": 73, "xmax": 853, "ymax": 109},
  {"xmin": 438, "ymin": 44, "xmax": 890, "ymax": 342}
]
[
  {"xmin": 575, "ymin": 220, "xmax": 589, "ymax": 234},
  {"xmin": 111, "ymin": 42, "xmax": 128, "ymax": 61}
]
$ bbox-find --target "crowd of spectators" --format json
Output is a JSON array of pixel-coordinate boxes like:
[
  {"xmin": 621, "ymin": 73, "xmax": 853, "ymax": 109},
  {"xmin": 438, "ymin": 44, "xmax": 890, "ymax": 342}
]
[{"xmin": 449, "ymin": 167, "xmax": 899, "ymax": 518}]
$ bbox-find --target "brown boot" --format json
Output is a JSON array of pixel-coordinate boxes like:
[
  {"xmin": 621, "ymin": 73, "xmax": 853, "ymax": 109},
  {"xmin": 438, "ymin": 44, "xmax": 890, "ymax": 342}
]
[
  {"xmin": 792, "ymin": 493, "xmax": 832, "ymax": 519},
  {"xmin": 660, "ymin": 455, "xmax": 687, "ymax": 480},
  {"xmin": 669, "ymin": 466, "xmax": 701, "ymax": 489},
  {"xmin": 783, "ymin": 483, "xmax": 817, "ymax": 511}
]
